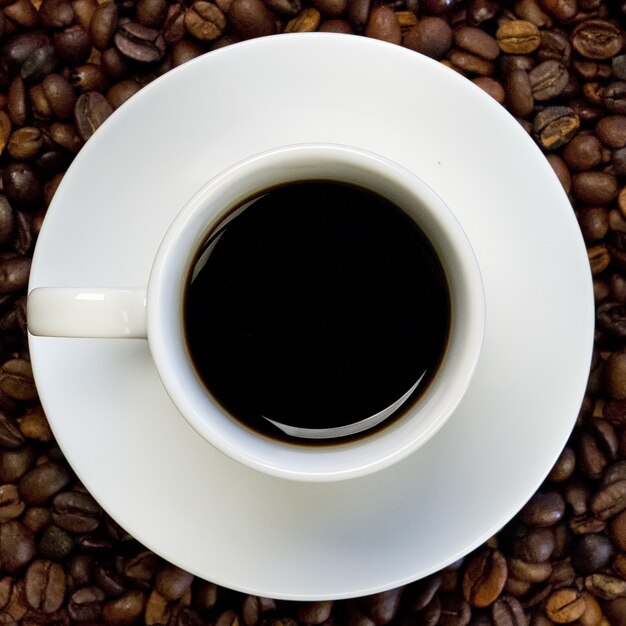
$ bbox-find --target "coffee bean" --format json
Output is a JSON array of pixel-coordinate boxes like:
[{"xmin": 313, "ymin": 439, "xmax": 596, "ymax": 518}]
[
  {"xmin": 584, "ymin": 573, "xmax": 626, "ymax": 600},
  {"xmin": 439, "ymin": 594, "xmax": 471, "ymax": 626},
  {"xmin": 563, "ymin": 134, "xmax": 602, "ymax": 171},
  {"xmin": 604, "ymin": 82, "xmax": 626, "ymax": 115},
  {"xmin": 0, "ymin": 357, "xmax": 35, "ymax": 398},
  {"xmin": 571, "ymin": 534, "xmax": 614, "ymax": 574},
  {"xmin": 0, "ymin": 446, "xmax": 35, "ymax": 483},
  {"xmin": 605, "ymin": 353, "xmax": 626, "ymax": 399},
  {"xmin": 74, "ymin": 91, "xmax": 112, "ymax": 141},
  {"xmin": 18, "ymin": 461, "xmax": 72, "ymax": 505},
  {"xmin": 102, "ymin": 589, "xmax": 146, "ymax": 625},
  {"xmin": 41, "ymin": 73, "xmax": 76, "ymax": 121},
  {"xmin": 242, "ymin": 595, "xmax": 276, "ymax": 626},
  {"xmin": 603, "ymin": 598, "xmax": 626, "ymax": 626},
  {"xmin": 0, "ymin": 484, "xmax": 23, "ymax": 522},
  {"xmin": 529, "ymin": 60, "xmax": 569, "ymax": 101},
  {"xmin": 284, "ymin": 7, "xmax": 321, "ymax": 33},
  {"xmin": 491, "ymin": 595, "xmax": 526, "ymax": 626},
  {"xmin": 402, "ymin": 18, "xmax": 452, "ymax": 60},
  {"xmin": 184, "ymin": 2, "xmax": 226, "ymax": 41},
  {"xmin": 545, "ymin": 588, "xmax": 585, "ymax": 623},
  {"xmin": 548, "ymin": 447, "xmax": 576, "ymax": 482},
  {"xmin": 51, "ymin": 491, "xmax": 101, "ymax": 533},
  {"xmin": 365, "ymin": 7, "xmax": 401, "ymax": 45},
  {"xmin": 137, "ymin": 0, "xmax": 168, "ymax": 28},
  {"xmin": 462, "ymin": 549, "xmax": 507, "ymax": 608},
  {"xmin": 2, "ymin": 163, "xmax": 42, "ymax": 210},
  {"xmin": 466, "ymin": 0, "xmax": 499, "ymax": 25},
  {"xmin": 539, "ymin": 0, "xmax": 576, "ymax": 20},
  {"xmin": 38, "ymin": 524, "xmax": 74, "ymax": 560},
  {"xmin": 0, "ymin": 412, "xmax": 24, "ymax": 448},
  {"xmin": 89, "ymin": 2, "xmax": 118, "ymax": 50},
  {"xmin": 505, "ymin": 69, "xmax": 534, "ymax": 118},
  {"xmin": 122, "ymin": 550, "xmax": 159, "ymax": 587},
  {"xmin": 53, "ymin": 25, "xmax": 92, "ymax": 65},
  {"xmin": 591, "ymin": 479, "xmax": 626, "ymax": 520},
  {"xmin": 154, "ymin": 563, "xmax": 193, "ymax": 601},
  {"xmin": 1, "ymin": 32, "xmax": 51, "ymax": 73},
  {"xmin": 68, "ymin": 586, "xmax": 105, "ymax": 621},
  {"xmin": 24, "ymin": 559, "xmax": 65, "ymax": 613},
  {"xmin": 361, "ymin": 588, "xmax": 403, "ymax": 624},
  {"xmin": 229, "ymin": 0, "xmax": 278, "ymax": 39},
  {"xmin": 114, "ymin": 22, "xmax": 166, "ymax": 63},
  {"xmin": 18, "ymin": 407, "xmax": 53, "ymax": 443},
  {"xmin": 39, "ymin": 0, "xmax": 74, "ymax": 29},
  {"xmin": 571, "ymin": 20, "xmax": 623, "ymax": 61},
  {"xmin": 7, "ymin": 127, "xmax": 42, "ymax": 161},
  {"xmin": 0, "ymin": 520, "xmax": 35, "ymax": 572},
  {"xmin": 533, "ymin": 106, "xmax": 580, "ymax": 151},
  {"xmin": 50, "ymin": 122, "xmax": 82, "ymax": 153},
  {"xmin": 311, "ymin": 0, "xmax": 342, "ymax": 18},
  {"xmin": 513, "ymin": 527, "xmax": 556, "ymax": 562},
  {"xmin": 596, "ymin": 116, "xmax": 626, "ymax": 149},
  {"xmin": 454, "ymin": 26, "xmax": 499, "ymax": 61},
  {"xmin": 496, "ymin": 21, "xmax": 541, "ymax": 54},
  {"xmin": 145, "ymin": 588, "xmax": 171, "ymax": 625},
  {"xmin": 20, "ymin": 45, "xmax": 58, "ymax": 84},
  {"xmin": 539, "ymin": 30, "xmax": 571, "ymax": 65},
  {"xmin": 520, "ymin": 491, "xmax": 566, "ymax": 527},
  {"xmin": 473, "ymin": 77, "xmax": 505, "ymax": 103},
  {"xmin": 572, "ymin": 172, "xmax": 618, "ymax": 205},
  {"xmin": 507, "ymin": 558, "xmax": 552, "ymax": 583},
  {"xmin": 265, "ymin": 0, "xmax": 301, "ymax": 16}
]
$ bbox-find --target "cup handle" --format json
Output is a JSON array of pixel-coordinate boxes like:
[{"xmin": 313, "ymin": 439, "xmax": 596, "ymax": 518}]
[{"xmin": 27, "ymin": 288, "xmax": 147, "ymax": 339}]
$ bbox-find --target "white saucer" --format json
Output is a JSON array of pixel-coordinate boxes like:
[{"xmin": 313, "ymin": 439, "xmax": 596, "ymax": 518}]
[{"xmin": 28, "ymin": 34, "xmax": 594, "ymax": 600}]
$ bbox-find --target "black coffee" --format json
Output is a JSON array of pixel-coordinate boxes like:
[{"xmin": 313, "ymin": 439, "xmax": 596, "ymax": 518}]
[{"xmin": 184, "ymin": 181, "xmax": 450, "ymax": 443}]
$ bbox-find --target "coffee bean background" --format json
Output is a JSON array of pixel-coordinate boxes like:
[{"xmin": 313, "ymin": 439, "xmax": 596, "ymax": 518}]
[{"xmin": 0, "ymin": 0, "xmax": 624, "ymax": 623}]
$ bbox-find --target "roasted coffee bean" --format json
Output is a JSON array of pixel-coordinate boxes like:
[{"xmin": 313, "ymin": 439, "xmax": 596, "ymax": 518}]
[
  {"xmin": 496, "ymin": 20, "xmax": 540, "ymax": 54},
  {"xmin": 19, "ymin": 407, "xmax": 53, "ymax": 443},
  {"xmin": 533, "ymin": 107, "xmax": 579, "ymax": 151},
  {"xmin": 590, "ymin": 479, "xmax": 626, "ymax": 520},
  {"xmin": 74, "ymin": 91, "xmax": 112, "ymax": 141},
  {"xmin": 529, "ymin": 60, "xmax": 568, "ymax": 101},
  {"xmin": 563, "ymin": 134, "xmax": 602, "ymax": 171},
  {"xmin": 229, "ymin": 0, "xmax": 278, "ymax": 39},
  {"xmin": 68, "ymin": 586, "xmax": 105, "ymax": 621},
  {"xmin": 603, "ymin": 598, "xmax": 626, "ymax": 626},
  {"xmin": 520, "ymin": 491, "xmax": 566, "ymax": 527},
  {"xmin": 40, "ymin": 73, "xmax": 76, "ymax": 121},
  {"xmin": 571, "ymin": 19, "xmax": 623, "ymax": 61},
  {"xmin": 122, "ymin": 550, "xmax": 159, "ymax": 587},
  {"xmin": 51, "ymin": 491, "xmax": 101, "ymax": 533},
  {"xmin": 548, "ymin": 156, "xmax": 571, "ymax": 193},
  {"xmin": 361, "ymin": 588, "xmax": 403, "ymax": 624},
  {"xmin": 491, "ymin": 595, "xmax": 525, "ymax": 626},
  {"xmin": 38, "ymin": 524, "xmax": 74, "ymax": 560},
  {"xmin": 53, "ymin": 25, "xmax": 92, "ymax": 65},
  {"xmin": 545, "ymin": 588, "xmax": 585, "ymax": 623},
  {"xmin": 102, "ymin": 589, "xmax": 146, "ymax": 625},
  {"xmin": 596, "ymin": 116, "xmax": 626, "ymax": 149},
  {"xmin": 513, "ymin": 527, "xmax": 555, "ymax": 562},
  {"xmin": 571, "ymin": 534, "xmax": 614, "ymax": 574},
  {"xmin": 39, "ymin": 0, "xmax": 74, "ymax": 30},
  {"xmin": 20, "ymin": 45, "xmax": 58, "ymax": 84},
  {"xmin": 584, "ymin": 573, "xmax": 626, "ymax": 600},
  {"xmin": 7, "ymin": 127, "xmax": 42, "ymax": 161},
  {"xmin": 0, "ymin": 446, "xmax": 35, "ymax": 483},
  {"xmin": 365, "ymin": 7, "xmax": 400, "ymax": 45},
  {"xmin": 462, "ymin": 549, "xmax": 507, "ymax": 608},
  {"xmin": 0, "ymin": 520, "xmax": 35, "ymax": 572},
  {"xmin": 137, "ymin": 0, "xmax": 168, "ymax": 27},
  {"xmin": 539, "ymin": 30, "xmax": 571, "ymax": 65},
  {"xmin": 604, "ymin": 82, "xmax": 626, "ymax": 115},
  {"xmin": 18, "ymin": 461, "xmax": 72, "ymax": 505},
  {"xmin": 605, "ymin": 353, "xmax": 626, "ymax": 399},
  {"xmin": 0, "ymin": 412, "xmax": 24, "ymax": 448},
  {"xmin": 22, "ymin": 506, "xmax": 51, "ymax": 534},
  {"xmin": 184, "ymin": 2, "xmax": 226, "ymax": 41},
  {"xmin": 154, "ymin": 563, "xmax": 193, "ymax": 601},
  {"xmin": 311, "ymin": 0, "xmax": 343, "ymax": 18},
  {"xmin": 439, "ymin": 594, "xmax": 471, "ymax": 626},
  {"xmin": 284, "ymin": 7, "xmax": 321, "ymax": 32},
  {"xmin": 466, "ymin": 0, "xmax": 499, "ymax": 25},
  {"xmin": 93, "ymin": 563, "xmax": 126, "ymax": 597},
  {"xmin": 402, "ymin": 18, "xmax": 452, "ymax": 60},
  {"xmin": 89, "ymin": 2, "xmax": 118, "ymax": 50},
  {"xmin": 454, "ymin": 26, "xmax": 499, "ymax": 60},
  {"xmin": 0, "ymin": 484, "xmax": 23, "ymax": 521},
  {"xmin": 505, "ymin": 69, "xmax": 534, "ymax": 118},
  {"xmin": 114, "ymin": 22, "xmax": 166, "ymax": 63},
  {"xmin": 2, "ymin": 163, "xmax": 41, "ymax": 210},
  {"xmin": 0, "ymin": 357, "xmax": 35, "ymax": 398},
  {"xmin": 572, "ymin": 172, "xmax": 618, "ymax": 205},
  {"xmin": 548, "ymin": 447, "xmax": 576, "ymax": 482},
  {"xmin": 507, "ymin": 558, "xmax": 551, "ymax": 583},
  {"xmin": 24, "ymin": 559, "xmax": 65, "ymax": 613},
  {"xmin": 598, "ymin": 303, "xmax": 626, "ymax": 338}
]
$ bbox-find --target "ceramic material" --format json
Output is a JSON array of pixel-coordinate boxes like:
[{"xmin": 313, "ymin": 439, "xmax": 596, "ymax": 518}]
[
  {"xmin": 28, "ymin": 143, "xmax": 485, "ymax": 481},
  {"xmin": 28, "ymin": 34, "xmax": 594, "ymax": 599}
]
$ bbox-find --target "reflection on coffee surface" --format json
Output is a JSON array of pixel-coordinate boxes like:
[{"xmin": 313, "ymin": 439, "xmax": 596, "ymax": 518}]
[{"xmin": 184, "ymin": 181, "xmax": 450, "ymax": 443}]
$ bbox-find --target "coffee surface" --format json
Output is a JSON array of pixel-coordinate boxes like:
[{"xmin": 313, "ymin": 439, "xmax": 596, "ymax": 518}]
[{"xmin": 184, "ymin": 181, "xmax": 450, "ymax": 441}]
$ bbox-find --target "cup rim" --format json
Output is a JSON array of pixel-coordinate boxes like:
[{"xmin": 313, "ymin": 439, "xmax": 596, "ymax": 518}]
[{"xmin": 147, "ymin": 142, "xmax": 485, "ymax": 482}]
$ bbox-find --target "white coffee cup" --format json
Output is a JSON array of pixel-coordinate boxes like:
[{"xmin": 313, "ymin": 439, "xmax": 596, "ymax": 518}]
[{"xmin": 27, "ymin": 143, "xmax": 485, "ymax": 482}]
